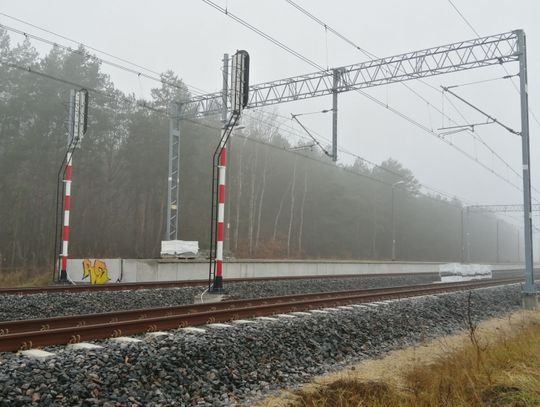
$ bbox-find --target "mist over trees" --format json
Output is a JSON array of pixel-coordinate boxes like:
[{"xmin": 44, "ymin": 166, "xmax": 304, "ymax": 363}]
[{"xmin": 0, "ymin": 30, "xmax": 521, "ymax": 271}]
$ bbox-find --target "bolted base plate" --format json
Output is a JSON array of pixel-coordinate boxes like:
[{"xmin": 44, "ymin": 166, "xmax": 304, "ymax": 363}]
[{"xmin": 58, "ymin": 270, "xmax": 68, "ymax": 283}]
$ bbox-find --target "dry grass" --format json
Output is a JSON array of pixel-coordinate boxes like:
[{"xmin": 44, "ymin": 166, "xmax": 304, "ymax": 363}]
[
  {"xmin": 0, "ymin": 269, "xmax": 51, "ymax": 287},
  {"xmin": 261, "ymin": 310, "xmax": 540, "ymax": 407}
]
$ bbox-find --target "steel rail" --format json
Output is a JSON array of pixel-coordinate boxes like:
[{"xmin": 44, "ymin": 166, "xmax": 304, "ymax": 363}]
[
  {"xmin": 0, "ymin": 273, "xmax": 440, "ymax": 295},
  {"xmin": 0, "ymin": 268, "xmax": 528, "ymax": 295},
  {"xmin": 0, "ymin": 280, "xmax": 472, "ymax": 334},
  {"xmin": 0, "ymin": 278, "xmax": 521, "ymax": 352}
]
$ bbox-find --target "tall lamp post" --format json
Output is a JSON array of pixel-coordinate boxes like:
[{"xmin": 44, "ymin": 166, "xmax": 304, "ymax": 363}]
[{"xmin": 391, "ymin": 180, "xmax": 405, "ymax": 261}]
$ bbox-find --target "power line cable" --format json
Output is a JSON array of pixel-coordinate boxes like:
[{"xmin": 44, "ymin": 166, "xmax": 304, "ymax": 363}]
[
  {"xmin": 5, "ymin": 4, "xmax": 527, "ymax": 205},
  {"xmin": 2, "ymin": 50, "xmax": 491, "ymax": 216},
  {"xmin": 447, "ymin": 0, "xmax": 481, "ymax": 37},
  {"xmin": 249, "ymin": 108, "xmax": 480, "ymax": 205},
  {"xmin": 256, "ymin": 99, "xmax": 537, "ymax": 206},
  {"xmin": 285, "ymin": 0, "xmax": 532, "ymax": 198},
  {"xmin": 0, "ymin": 59, "xmax": 170, "ymax": 117},
  {"xmin": 4, "ymin": 6, "xmax": 528, "ymax": 208},
  {"xmin": 285, "ymin": 0, "xmax": 375, "ymax": 60},
  {"xmin": 251, "ymin": 109, "xmax": 508, "ymax": 204},
  {"xmin": 0, "ymin": 21, "xmax": 208, "ymax": 97},
  {"xmin": 233, "ymin": 130, "xmax": 470, "ymax": 208},
  {"xmin": 0, "ymin": 11, "xmax": 173, "ymax": 82},
  {"xmin": 201, "ymin": 0, "xmax": 324, "ymax": 71},
  {"xmin": 443, "ymin": 0, "xmax": 540, "ymax": 203},
  {"xmin": 446, "ymin": 0, "xmax": 540, "ymax": 129},
  {"xmin": 445, "ymin": 74, "xmax": 518, "ymax": 89},
  {"xmin": 204, "ymin": 0, "xmax": 528, "ymax": 196}
]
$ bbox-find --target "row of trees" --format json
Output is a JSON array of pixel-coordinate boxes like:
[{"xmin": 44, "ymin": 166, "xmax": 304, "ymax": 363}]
[{"xmin": 0, "ymin": 30, "xmax": 520, "ymax": 272}]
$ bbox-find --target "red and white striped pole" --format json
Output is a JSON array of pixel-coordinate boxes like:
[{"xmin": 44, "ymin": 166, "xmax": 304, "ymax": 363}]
[
  {"xmin": 211, "ymin": 49, "xmax": 248, "ymax": 291},
  {"xmin": 214, "ymin": 143, "xmax": 227, "ymax": 290},
  {"xmin": 59, "ymin": 151, "xmax": 73, "ymax": 282},
  {"xmin": 58, "ymin": 89, "xmax": 87, "ymax": 282}
]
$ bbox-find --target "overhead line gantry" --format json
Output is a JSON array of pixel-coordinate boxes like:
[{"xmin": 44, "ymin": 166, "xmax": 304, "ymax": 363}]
[{"xmin": 167, "ymin": 30, "xmax": 536, "ymax": 307}]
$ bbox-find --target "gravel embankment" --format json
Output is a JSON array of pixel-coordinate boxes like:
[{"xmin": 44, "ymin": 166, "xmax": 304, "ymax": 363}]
[
  {"xmin": 0, "ymin": 274, "xmax": 436, "ymax": 321},
  {"xmin": 0, "ymin": 284, "xmax": 523, "ymax": 406}
]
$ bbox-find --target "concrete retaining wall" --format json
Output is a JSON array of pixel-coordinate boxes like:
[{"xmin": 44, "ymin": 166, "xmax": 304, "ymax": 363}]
[{"xmin": 66, "ymin": 258, "xmax": 526, "ymax": 284}]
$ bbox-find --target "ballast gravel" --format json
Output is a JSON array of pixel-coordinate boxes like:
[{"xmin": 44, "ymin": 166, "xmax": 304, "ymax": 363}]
[
  {"xmin": 0, "ymin": 274, "xmax": 436, "ymax": 321},
  {"xmin": 0, "ymin": 284, "xmax": 523, "ymax": 406}
]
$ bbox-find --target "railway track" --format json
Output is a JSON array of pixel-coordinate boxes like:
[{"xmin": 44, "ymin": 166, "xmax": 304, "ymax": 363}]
[
  {"xmin": 0, "ymin": 269, "xmax": 527, "ymax": 295},
  {"xmin": 0, "ymin": 277, "xmax": 520, "ymax": 352},
  {"xmin": 0, "ymin": 273, "xmax": 438, "ymax": 295}
]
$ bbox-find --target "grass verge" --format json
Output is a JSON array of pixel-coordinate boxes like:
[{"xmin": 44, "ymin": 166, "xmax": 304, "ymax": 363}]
[
  {"xmin": 0, "ymin": 269, "xmax": 51, "ymax": 287},
  {"xmin": 262, "ymin": 310, "xmax": 540, "ymax": 407}
]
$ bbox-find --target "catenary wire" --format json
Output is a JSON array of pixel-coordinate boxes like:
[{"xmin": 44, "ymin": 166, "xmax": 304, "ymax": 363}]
[
  {"xmin": 1, "ymin": 19, "xmax": 523, "ymax": 239},
  {"xmin": 285, "ymin": 0, "xmax": 533, "ymax": 198},
  {"xmin": 0, "ymin": 21, "xmax": 208, "ymax": 97},
  {"xmin": 248, "ymin": 108, "xmax": 483, "ymax": 205},
  {"xmin": 446, "ymin": 0, "xmax": 540, "ymax": 129},
  {"xmin": 7, "ymin": 55, "xmax": 523, "ymax": 227},
  {"xmin": 0, "ymin": 21, "xmax": 524, "ymax": 218}
]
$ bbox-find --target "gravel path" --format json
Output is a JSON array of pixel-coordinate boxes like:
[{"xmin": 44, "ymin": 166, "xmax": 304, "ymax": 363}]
[
  {"xmin": 0, "ymin": 284, "xmax": 523, "ymax": 406},
  {"xmin": 0, "ymin": 274, "xmax": 436, "ymax": 321}
]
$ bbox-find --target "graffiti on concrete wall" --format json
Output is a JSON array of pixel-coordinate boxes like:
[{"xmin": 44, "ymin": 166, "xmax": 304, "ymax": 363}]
[{"xmin": 82, "ymin": 259, "xmax": 111, "ymax": 284}]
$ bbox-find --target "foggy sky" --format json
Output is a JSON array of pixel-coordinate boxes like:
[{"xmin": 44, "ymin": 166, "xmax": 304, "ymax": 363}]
[{"xmin": 1, "ymin": 0, "xmax": 540, "ymax": 227}]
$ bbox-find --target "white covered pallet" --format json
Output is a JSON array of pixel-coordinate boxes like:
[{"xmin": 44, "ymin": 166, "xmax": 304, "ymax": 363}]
[
  {"xmin": 439, "ymin": 263, "xmax": 492, "ymax": 282},
  {"xmin": 161, "ymin": 240, "xmax": 199, "ymax": 258}
]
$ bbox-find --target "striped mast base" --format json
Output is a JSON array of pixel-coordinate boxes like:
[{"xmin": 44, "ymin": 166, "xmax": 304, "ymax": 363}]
[
  {"xmin": 213, "ymin": 144, "xmax": 226, "ymax": 290},
  {"xmin": 59, "ymin": 151, "xmax": 72, "ymax": 282}
]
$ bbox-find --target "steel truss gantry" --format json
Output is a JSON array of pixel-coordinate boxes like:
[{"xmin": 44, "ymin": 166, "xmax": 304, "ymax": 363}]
[
  {"xmin": 181, "ymin": 31, "xmax": 519, "ymax": 117},
  {"xmin": 166, "ymin": 29, "xmax": 536, "ymax": 305}
]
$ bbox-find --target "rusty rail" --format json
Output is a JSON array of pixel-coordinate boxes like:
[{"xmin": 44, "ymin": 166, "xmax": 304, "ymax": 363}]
[
  {"xmin": 0, "ymin": 273, "xmax": 441, "ymax": 295},
  {"xmin": 0, "ymin": 278, "xmax": 521, "ymax": 352}
]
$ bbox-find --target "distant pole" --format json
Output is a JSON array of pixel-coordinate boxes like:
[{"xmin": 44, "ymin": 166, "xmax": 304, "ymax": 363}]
[
  {"xmin": 516, "ymin": 29, "xmax": 537, "ymax": 307},
  {"xmin": 460, "ymin": 208, "xmax": 464, "ymax": 263},
  {"xmin": 331, "ymin": 69, "xmax": 339, "ymax": 162},
  {"xmin": 466, "ymin": 207, "xmax": 471, "ymax": 262},
  {"xmin": 517, "ymin": 229, "xmax": 520, "ymax": 262},
  {"xmin": 391, "ymin": 181, "xmax": 404, "ymax": 261},
  {"xmin": 496, "ymin": 220, "xmax": 500, "ymax": 264}
]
